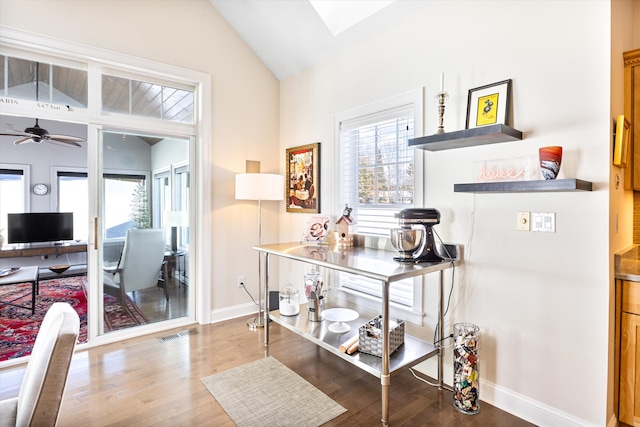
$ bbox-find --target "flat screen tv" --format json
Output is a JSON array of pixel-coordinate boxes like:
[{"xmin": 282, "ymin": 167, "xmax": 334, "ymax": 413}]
[{"xmin": 7, "ymin": 212, "xmax": 74, "ymax": 244}]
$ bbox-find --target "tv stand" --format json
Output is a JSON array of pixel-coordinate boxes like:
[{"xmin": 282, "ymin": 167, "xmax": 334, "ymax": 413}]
[{"xmin": 0, "ymin": 241, "xmax": 87, "ymax": 259}]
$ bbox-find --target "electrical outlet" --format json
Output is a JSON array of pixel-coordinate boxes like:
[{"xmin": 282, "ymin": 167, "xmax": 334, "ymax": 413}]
[
  {"xmin": 237, "ymin": 276, "xmax": 245, "ymax": 288},
  {"xmin": 516, "ymin": 211, "xmax": 530, "ymax": 231},
  {"xmin": 532, "ymin": 212, "xmax": 556, "ymax": 233}
]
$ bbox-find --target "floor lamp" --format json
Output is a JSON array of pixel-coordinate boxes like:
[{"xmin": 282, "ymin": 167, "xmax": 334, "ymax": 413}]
[
  {"xmin": 163, "ymin": 210, "xmax": 188, "ymax": 254},
  {"xmin": 235, "ymin": 172, "xmax": 284, "ymax": 330}
]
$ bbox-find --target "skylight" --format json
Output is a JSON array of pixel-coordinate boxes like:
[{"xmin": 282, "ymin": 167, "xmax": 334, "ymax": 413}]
[{"xmin": 309, "ymin": 0, "xmax": 396, "ymax": 36}]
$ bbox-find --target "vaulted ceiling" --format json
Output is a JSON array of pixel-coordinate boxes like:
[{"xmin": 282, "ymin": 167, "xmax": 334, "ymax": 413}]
[{"xmin": 209, "ymin": 0, "xmax": 431, "ymax": 80}]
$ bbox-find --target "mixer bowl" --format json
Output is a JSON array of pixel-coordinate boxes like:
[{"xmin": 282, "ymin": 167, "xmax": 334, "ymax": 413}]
[{"xmin": 389, "ymin": 227, "xmax": 424, "ymax": 259}]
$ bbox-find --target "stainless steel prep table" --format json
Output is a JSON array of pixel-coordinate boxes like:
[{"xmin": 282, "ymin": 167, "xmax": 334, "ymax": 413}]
[{"xmin": 254, "ymin": 241, "xmax": 460, "ymax": 426}]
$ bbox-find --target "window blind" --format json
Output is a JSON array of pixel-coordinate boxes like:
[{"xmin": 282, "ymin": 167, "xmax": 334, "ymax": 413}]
[
  {"xmin": 0, "ymin": 168, "xmax": 24, "ymax": 176},
  {"xmin": 338, "ymin": 104, "xmax": 415, "ymax": 307},
  {"xmin": 339, "ymin": 105, "xmax": 414, "ymax": 237}
]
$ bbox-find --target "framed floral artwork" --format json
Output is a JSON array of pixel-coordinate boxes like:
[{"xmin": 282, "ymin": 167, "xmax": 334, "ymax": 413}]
[{"xmin": 286, "ymin": 143, "xmax": 320, "ymax": 213}]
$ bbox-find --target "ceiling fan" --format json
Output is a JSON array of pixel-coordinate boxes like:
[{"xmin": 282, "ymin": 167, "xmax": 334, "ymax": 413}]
[
  {"xmin": 1, "ymin": 119, "xmax": 85, "ymax": 147},
  {"xmin": 0, "ymin": 61, "xmax": 85, "ymax": 147}
]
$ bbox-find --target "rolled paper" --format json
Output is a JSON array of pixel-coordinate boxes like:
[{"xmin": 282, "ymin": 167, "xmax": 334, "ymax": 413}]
[
  {"xmin": 346, "ymin": 341, "xmax": 359, "ymax": 354},
  {"xmin": 339, "ymin": 335, "xmax": 358, "ymax": 353}
]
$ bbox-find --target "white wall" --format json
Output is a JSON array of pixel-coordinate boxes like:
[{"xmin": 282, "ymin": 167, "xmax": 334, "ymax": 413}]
[
  {"xmin": 152, "ymin": 138, "xmax": 189, "ymax": 172},
  {"xmin": 280, "ymin": 1, "xmax": 613, "ymax": 426},
  {"xmin": 0, "ymin": 0, "xmax": 281, "ymax": 315}
]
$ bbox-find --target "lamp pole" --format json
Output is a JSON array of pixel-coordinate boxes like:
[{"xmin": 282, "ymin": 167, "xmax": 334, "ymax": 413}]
[
  {"xmin": 235, "ymin": 172, "xmax": 284, "ymax": 331},
  {"xmin": 247, "ymin": 199, "xmax": 265, "ymax": 330}
]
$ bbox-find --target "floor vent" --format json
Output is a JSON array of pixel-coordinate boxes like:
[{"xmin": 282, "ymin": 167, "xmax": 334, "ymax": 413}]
[{"xmin": 158, "ymin": 329, "xmax": 197, "ymax": 342}]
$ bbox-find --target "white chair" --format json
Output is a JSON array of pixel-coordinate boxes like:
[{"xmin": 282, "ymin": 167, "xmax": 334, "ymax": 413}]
[
  {"xmin": 0, "ymin": 302, "xmax": 80, "ymax": 427},
  {"xmin": 103, "ymin": 228, "xmax": 168, "ymax": 321}
]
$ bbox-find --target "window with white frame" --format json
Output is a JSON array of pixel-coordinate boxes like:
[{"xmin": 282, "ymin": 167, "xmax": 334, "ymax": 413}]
[
  {"xmin": 335, "ymin": 90, "xmax": 424, "ymax": 320},
  {"xmin": 0, "ymin": 165, "xmax": 29, "ymax": 243},
  {"xmin": 153, "ymin": 170, "xmax": 171, "ymax": 241},
  {"xmin": 57, "ymin": 170, "xmax": 148, "ymax": 241},
  {"xmin": 0, "ymin": 55, "xmax": 88, "ymax": 108},
  {"xmin": 173, "ymin": 164, "xmax": 190, "ymax": 249},
  {"xmin": 153, "ymin": 165, "xmax": 190, "ymax": 250},
  {"xmin": 101, "ymin": 74, "xmax": 194, "ymax": 123},
  {"xmin": 57, "ymin": 171, "xmax": 88, "ymax": 241},
  {"xmin": 339, "ymin": 105, "xmax": 415, "ymax": 236}
]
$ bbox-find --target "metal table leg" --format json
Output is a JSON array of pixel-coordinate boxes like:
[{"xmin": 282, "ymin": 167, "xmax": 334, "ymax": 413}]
[
  {"xmin": 264, "ymin": 252, "xmax": 270, "ymax": 346},
  {"xmin": 438, "ymin": 269, "xmax": 444, "ymax": 389},
  {"xmin": 381, "ymin": 280, "xmax": 390, "ymax": 426}
]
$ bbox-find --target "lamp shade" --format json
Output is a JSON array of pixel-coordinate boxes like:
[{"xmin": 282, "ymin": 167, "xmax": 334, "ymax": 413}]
[
  {"xmin": 235, "ymin": 173, "xmax": 284, "ymax": 201},
  {"xmin": 163, "ymin": 210, "xmax": 189, "ymax": 227}
]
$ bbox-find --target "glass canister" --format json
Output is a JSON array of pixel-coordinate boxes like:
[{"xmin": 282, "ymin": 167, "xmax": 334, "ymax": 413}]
[
  {"xmin": 453, "ymin": 323, "xmax": 480, "ymax": 415},
  {"xmin": 304, "ymin": 267, "xmax": 324, "ymax": 321},
  {"xmin": 279, "ymin": 285, "xmax": 300, "ymax": 316},
  {"xmin": 304, "ymin": 266, "xmax": 323, "ymax": 299}
]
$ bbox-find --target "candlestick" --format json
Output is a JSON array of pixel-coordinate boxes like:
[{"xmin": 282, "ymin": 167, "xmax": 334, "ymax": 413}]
[{"xmin": 434, "ymin": 91, "xmax": 449, "ymax": 134}]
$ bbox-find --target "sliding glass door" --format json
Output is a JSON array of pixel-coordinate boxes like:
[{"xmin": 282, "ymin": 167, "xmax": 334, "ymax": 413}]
[
  {"xmin": 100, "ymin": 130, "xmax": 190, "ymax": 333},
  {"xmin": 0, "ymin": 43, "xmax": 205, "ymax": 358}
]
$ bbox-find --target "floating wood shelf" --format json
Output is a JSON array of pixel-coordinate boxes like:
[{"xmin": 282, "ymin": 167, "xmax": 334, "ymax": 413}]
[
  {"xmin": 408, "ymin": 124, "xmax": 522, "ymax": 151},
  {"xmin": 453, "ymin": 179, "xmax": 593, "ymax": 193}
]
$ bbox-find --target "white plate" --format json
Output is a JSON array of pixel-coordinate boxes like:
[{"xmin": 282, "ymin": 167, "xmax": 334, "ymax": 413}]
[
  {"xmin": 323, "ymin": 308, "xmax": 359, "ymax": 322},
  {"xmin": 0, "ymin": 267, "xmax": 22, "ymax": 277},
  {"xmin": 323, "ymin": 308, "xmax": 359, "ymax": 333}
]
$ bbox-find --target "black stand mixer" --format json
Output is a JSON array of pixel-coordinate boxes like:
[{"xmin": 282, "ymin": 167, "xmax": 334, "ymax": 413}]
[{"xmin": 389, "ymin": 208, "xmax": 444, "ymax": 263}]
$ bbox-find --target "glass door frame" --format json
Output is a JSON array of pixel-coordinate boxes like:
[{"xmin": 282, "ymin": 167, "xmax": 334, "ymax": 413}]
[
  {"xmin": 86, "ymin": 127, "xmax": 197, "ymax": 344},
  {"xmin": 0, "ymin": 29, "xmax": 212, "ymax": 356}
]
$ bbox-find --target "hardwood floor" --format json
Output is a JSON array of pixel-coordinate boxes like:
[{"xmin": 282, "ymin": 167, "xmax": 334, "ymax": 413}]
[
  {"xmin": 0, "ymin": 315, "xmax": 534, "ymax": 426},
  {"xmin": 127, "ymin": 276, "xmax": 189, "ymax": 324}
]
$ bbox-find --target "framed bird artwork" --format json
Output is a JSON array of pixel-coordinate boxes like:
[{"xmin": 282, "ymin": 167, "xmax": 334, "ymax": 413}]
[{"xmin": 466, "ymin": 79, "xmax": 512, "ymax": 129}]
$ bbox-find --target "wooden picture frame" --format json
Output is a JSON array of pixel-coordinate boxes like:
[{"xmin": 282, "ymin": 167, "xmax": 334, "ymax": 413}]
[
  {"xmin": 613, "ymin": 115, "xmax": 631, "ymax": 167},
  {"xmin": 286, "ymin": 143, "xmax": 320, "ymax": 213},
  {"xmin": 466, "ymin": 79, "xmax": 512, "ymax": 129}
]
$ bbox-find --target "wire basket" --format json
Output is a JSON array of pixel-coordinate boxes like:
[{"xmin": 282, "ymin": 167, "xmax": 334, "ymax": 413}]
[{"xmin": 358, "ymin": 315, "xmax": 404, "ymax": 357}]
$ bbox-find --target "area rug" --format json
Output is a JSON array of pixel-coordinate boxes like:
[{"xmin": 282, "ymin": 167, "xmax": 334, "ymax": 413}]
[
  {"xmin": 201, "ymin": 356, "xmax": 347, "ymax": 427},
  {"xmin": 0, "ymin": 275, "xmax": 147, "ymax": 361}
]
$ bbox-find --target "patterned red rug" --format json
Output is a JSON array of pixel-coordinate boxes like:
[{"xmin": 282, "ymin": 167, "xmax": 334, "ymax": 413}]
[{"xmin": 0, "ymin": 275, "xmax": 147, "ymax": 361}]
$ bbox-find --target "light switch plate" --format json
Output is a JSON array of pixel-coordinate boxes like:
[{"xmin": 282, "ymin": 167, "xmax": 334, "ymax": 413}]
[
  {"xmin": 532, "ymin": 212, "xmax": 556, "ymax": 232},
  {"xmin": 516, "ymin": 211, "xmax": 530, "ymax": 231}
]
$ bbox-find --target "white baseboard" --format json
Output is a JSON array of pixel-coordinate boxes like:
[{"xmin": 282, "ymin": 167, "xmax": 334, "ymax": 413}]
[
  {"xmin": 210, "ymin": 302, "xmax": 257, "ymax": 323},
  {"xmin": 413, "ymin": 357, "xmax": 596, "ymax": 427},
  {"xmin": 481, "ymin": 379, "xmax": 595, "ymax": 427}
]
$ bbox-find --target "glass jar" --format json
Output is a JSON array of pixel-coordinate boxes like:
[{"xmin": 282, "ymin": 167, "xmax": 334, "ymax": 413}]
[
  {"xmin": 304, "ymin": 267, "xmax": 324, "ymax": 321},
  {"xmin": 453, "ymin": 322, "xmax": 480, "ymax": 414},
  {"xmin": 279, "ymin": 285, "xmax": 300, "ymax": 316},
  {"xmin": 304, "ymin": 266, "xmax": 323, "ymax": 299}
]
